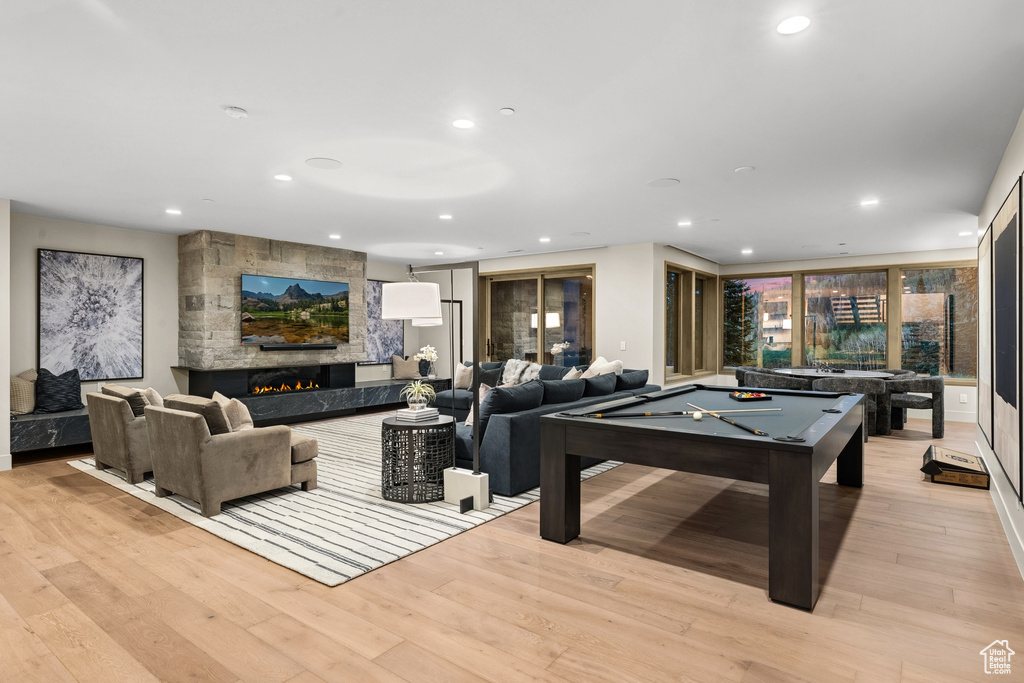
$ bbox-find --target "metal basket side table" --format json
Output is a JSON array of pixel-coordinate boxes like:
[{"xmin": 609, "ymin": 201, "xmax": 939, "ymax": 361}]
[{"xmin": 381, "ymin": 416, "xmax": 455, "ymax": 503}]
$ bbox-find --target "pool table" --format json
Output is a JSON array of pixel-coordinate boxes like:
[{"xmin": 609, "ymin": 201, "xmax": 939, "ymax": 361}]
[{"xmin": 539, "ymin": 383, "xmax": 865, "ymax": 610}]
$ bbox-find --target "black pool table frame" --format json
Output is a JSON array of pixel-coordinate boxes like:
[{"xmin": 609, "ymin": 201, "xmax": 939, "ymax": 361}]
[{"xmin": 539, "ymin": 384, "xmax": 865, "ymax": 610}]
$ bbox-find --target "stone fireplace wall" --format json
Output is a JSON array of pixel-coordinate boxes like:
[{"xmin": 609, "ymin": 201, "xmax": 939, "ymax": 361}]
[{"xmin": 178, "ymin": 230, "xmax": 367, "ymax": 370}]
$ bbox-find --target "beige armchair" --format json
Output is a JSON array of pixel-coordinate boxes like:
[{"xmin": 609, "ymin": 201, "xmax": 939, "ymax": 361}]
[
  {"xmin": 86, "ymin": 392, "xmax": 153, "ymax": 484},
  {"xmin": 145, "ymin": 403, "xmax": 317, "ymax": 517}
]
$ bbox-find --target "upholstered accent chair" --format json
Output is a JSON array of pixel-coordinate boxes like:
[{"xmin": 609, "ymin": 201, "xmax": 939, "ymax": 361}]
[
  {"xmin": 811, "ymin": 377, "xmax": 889, "ymax": 437},
  {"xmin": 886, "ymin": 376, "xmax": 945, "ymax": 438},
  {"xmin": 742, "ymin": 371, "xmax": 814, "ymax": 391},
  {"xmin": 733, "ymin": 366, "xmax": 760, "ymax": 383},
  {"xmin": 86, "ymin": 392, "xmax": 153, "ymax": 484},
  {"xmin": 146, "ymin": 398, "xmax": 317, "ymax": 517}
]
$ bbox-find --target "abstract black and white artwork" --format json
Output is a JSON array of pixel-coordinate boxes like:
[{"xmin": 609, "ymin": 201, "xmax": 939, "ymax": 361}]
[
  {"xmin": 990, "ymin": 179, "xmax": 1021, "ymax": 501},
  {"xmin": 38, "ymin": 249, "xmax": 144, "ymax": 381},
  {"xmin": 360, "ymin": 279, "xmax": 404, "ymax": 364}
]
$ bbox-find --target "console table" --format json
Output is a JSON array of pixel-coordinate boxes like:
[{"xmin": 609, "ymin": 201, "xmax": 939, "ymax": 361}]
[{"xmin": 381, "ymin": 415, "xmax": 455, "ymax": 503}]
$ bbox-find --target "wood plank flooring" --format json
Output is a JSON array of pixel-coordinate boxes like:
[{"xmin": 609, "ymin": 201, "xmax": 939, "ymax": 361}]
[{"xmin": 1, "ymin": 419, "xmax": 1021, "ymax": 682}]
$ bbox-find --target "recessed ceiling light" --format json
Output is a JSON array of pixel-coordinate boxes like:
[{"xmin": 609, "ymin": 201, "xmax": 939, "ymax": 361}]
[
  {"xmin": 958, "ymin": 231, "xmax": 974, "ymax": 237},
  {"xmin": 741, "ymin": 248, "xmax": 753, "ymax": 255},
  {"xmin": 677, "ymin": 220, "xmax": 692, "ymax": 227},
  {"xmin": 539, "ymin": 237, "xmax": 551, "ymax": 243},
  {"xmin": 648, "ymin": 178, "xmax": 680, "ymax": 188},
  {"xmin": 833, "ymin": 290, "xmax": 839, "ymax": 293},
  {"xmin": 734, "ymin": 166, "xmax": 756, "ymax": 173},
  {"xmin": 305, "ymin": 157, "xmax": 342, "ymax": 169},
  {"xmin": 499, "ymin": 108, "xmax": 515, "ymax": 116},
  {"xmin": 223, "ymin": 106, "xmax": 248, "ymax": 119},
  {"xmin": 570, "ymin": 231, "xmax": 591, "ymax": 237},
  {"xmin": 507, "ymin": 249, "xmax": 524, "ymax": 254},
  {"xmin": 860, "ymin": 198, "xmax": 879, "ymax": 206},
  {"xmin": 165, "ymin": 208, "xmax": 181, "ymax": 215},
  {"xmin": 435, "ymin": 251, "xmax": 444, "ymax": 255},
  {"xmin": 202, "ymin": 198, "xmax": 215, "ymax": 204},
  {"xmin": 777, "ymin": 16, "xmax": 810, "ymax": 35},
  {"xmin": 452, "ymin": 119, "xmax": 474, "ymax": 129},
  {"xmin": 274, "ymin": 174, "xmax": 292, "ymax": 181},
  {"xmin": 439, "ymin": 214, "xmax": 453, "ymax": 220},
  {"xmin": 328, "ymin": 234, "xmax": 341, "ymax": 240}
]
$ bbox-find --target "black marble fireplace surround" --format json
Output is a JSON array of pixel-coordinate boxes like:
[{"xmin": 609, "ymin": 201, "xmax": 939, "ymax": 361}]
[{"xmin": 176, "ymin": 363, "xmax": 427, "ymax": 426}]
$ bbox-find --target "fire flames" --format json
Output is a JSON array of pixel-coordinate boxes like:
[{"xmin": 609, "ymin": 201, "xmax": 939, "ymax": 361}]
[{"xmin": 251, "ymin": 381, "xmax": 319, "ymax": 395}]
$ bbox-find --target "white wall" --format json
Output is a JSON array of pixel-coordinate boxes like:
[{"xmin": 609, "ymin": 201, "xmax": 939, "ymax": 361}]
[
  {"xmin": 1, "ymin": 201, "xmax": 11, "ymax": 471},
  {"xmin": 481, "ymin": 243, "xmax": 658, "ymax": 378},
  {"xmin": 976, "ymin": 104, "xmax": 1024, "ymax": 576},
  {"xmin": 10, "ymin": 214, "xmax": 180, "ymax": 400}
]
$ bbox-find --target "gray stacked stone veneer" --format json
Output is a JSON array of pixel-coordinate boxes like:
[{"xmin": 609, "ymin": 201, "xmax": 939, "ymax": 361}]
[{"xmin": 178, "ymin": 230, "xmax": 368, "ymax": 370}]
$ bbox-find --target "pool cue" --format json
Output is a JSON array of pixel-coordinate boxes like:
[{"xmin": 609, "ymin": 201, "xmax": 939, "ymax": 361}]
[
  {"xmin": 686, "ymin": 402, "xmax": 770, "ymax": 437},
  {"xmin": 584, "ymin": 408, "xmax": 780, "ymax": 418}
]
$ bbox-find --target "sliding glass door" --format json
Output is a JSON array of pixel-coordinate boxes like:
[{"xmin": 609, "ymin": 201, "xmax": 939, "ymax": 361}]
[{"xmin": 484, "ymin": 269, "xmax": 594, "ymax": 367}]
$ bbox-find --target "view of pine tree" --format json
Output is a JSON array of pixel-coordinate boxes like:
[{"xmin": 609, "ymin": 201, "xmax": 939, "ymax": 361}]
[{"xmin": 723, "ymin": 279, "xmax": 758, "ymax": 366}]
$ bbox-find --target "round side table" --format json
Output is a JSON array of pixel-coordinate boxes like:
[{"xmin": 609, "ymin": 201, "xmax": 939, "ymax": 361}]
[{"xmin": 381, "ymin": 415, "xmax": 456, "ymax": 503}]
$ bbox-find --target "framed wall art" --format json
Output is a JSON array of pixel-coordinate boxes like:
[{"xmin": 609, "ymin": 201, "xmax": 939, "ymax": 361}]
[
  {"xmin": 990, "ymin": 178, "xmax": 1022, "ymax": 501},
  {"xmin": 359, "ymin": 279, "xmax": 405, "ymax": 364},
  {"xmin": 37, "ymin": 248, "xmax": 144, "ymax": 381},
  {"xmin": 978, "ymin": 225, "xmax": 993, "ymax": 448}
]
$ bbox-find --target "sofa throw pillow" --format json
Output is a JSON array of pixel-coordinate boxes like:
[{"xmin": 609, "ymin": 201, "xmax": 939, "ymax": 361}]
[
  {"xmin": 211, "ymin": 391, "xmax": 253, "ymax": 431},
  {"xmin": 537, "ymin": 365, "xmax": 571, "ymax": 380},
  {"xmin": 476, "ymin": 380, "xmax": 544, "ymax": 435},
  {"xmin": 454, "ymin": 363, "xmax": 474, "ymax": 390},
  {"xmin": 101, "ymin": 384, "xmax": 150, "ymax": 417},
  {"xmin": 464, "ymin": 383, "xmax": 493, "ymax": 426},
  {"xmin": 392, "ymin": 355, "xmax": 421, "ymax": 380},
  {"xmin": 34, "ymin": 368, "xmax": 85, "ymax": 413},
  {"xmin": 164, "ymin": 394, "xmax": 232, "ymax": 435},
  {"xmin": 541, "ymin": 378, "xmax": 586, "ymax": 405},
  {"xmin": 583, "ymin": 373, "xmax": 617, "ymax": 397},
  {"xmin": 615, "ymin": 370, "xmax": 649, "ymax": 391},
  {"xmin": 562, "ymin": 366, "xmax": 583, "ymax": 380},
  {"xmin": 143, "ymin": 387, "xmax": 163, "ymax": 407},
  {"xmin": 580, "ymin": 356, "xmax": 607, "ymax": 379},
  {"xmin": 10, "ymin": 375, "xmax": 35, "ymax": 415},
  {"xmin": 478, "ymin": 367, "xmax": 502, "ymax": 388}
]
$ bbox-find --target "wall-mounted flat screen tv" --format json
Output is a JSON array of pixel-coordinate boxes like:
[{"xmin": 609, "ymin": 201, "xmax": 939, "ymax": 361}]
[
  {"xmin": 241, "ymin": 274, "xmax": 349, "ymax": 345},
  {"xmin": 360, "ymin": 279, "xmax": 404, "ymax": 364}
]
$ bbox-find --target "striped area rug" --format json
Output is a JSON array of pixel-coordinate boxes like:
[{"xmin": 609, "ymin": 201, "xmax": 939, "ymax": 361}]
[{"xmin": 69, "ymin": 412, "xmax": 619, "ymax": 586}]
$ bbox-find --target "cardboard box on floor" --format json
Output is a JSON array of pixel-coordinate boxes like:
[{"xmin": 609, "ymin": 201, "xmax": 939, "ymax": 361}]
[{"xmin": 921, "ymin": 446, "xmax": 990, "ymax": 490}]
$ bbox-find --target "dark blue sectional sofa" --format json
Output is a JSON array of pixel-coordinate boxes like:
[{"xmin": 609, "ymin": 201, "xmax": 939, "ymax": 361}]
[{"xmin": 434, "ymin": 362, "xmax": 660, "ymax": 496}]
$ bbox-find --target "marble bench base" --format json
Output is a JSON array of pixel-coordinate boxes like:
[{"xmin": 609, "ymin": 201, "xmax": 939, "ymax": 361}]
[{"xmin": 10, "ymin": 409, "xmax": 92, "ymax": 452}]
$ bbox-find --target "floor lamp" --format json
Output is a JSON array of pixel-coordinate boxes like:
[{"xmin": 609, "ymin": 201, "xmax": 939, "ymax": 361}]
[{"xmin": 407, "ymin": 262, "xmax": 489, "ymax": 511}]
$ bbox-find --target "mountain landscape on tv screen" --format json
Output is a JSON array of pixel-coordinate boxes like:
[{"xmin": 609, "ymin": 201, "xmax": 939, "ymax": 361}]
[{"xmin": 241, "ymin": 278, "xmax": 349, "ymax": 345}]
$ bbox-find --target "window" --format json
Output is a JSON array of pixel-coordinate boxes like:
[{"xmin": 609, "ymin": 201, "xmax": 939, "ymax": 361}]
[
  {"xmin": 900, "ymin": 267, "xmax": 978, "ymax": 378},
  {"xmin": 666, "ymin": 264, "xmax": 716, "ymax": 377},
  {"xmin": 804, "ymin": 272, "xmax": 887, "ymax": 369},
  {"xmin": 722, "ymin": 276, "xmax": 793, "ymax": 368}
]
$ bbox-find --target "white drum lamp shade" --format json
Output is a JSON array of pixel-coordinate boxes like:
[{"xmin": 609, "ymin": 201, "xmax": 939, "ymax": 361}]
[
  {"xmin": 381, "ymin": 281, "xmax": 442, "ymax": 320},
  {"xmin": 412, "ymin": 317, "xmax": 443, "ymax": 326}
]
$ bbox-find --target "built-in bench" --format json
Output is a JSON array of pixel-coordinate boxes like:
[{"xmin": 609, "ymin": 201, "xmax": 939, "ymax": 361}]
[{"xmin": 10, "ymin": 409, "xmax": 92, "ymax": 452}]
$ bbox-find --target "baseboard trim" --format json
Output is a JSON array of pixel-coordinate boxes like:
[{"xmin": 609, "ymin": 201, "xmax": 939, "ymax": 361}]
[
  {"xmin": 0, "ymin": 453, "xmax": 11, "ymax": 472},
  {"xmin": 979, "ymin": 435, "xmax": 1024, "ymax": 581}
]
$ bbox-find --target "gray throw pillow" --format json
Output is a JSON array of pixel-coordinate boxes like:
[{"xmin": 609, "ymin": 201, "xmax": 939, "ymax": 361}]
[
  {"xmin": 164, "ymin": 394, "xmax": 232, "ymax": 435},
  {"xmin": 615, "ymin": 370, "xmax": 649, "ymax": 391},
  {"xmin": 392, "ymin": 355, "xmax": 422, "ymax": 380},
  {"xmin": 541, "ymin": 378, "xmax": 586, "ymax": 404},
  {"xmin": 102, "ymin": 384, "xmax": 149, "ymax": 417}
]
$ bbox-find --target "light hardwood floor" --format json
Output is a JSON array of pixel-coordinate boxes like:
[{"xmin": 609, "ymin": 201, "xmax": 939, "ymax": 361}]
[{"xmin": 1, "ymin": 418, "xmax": 1021, "ymax": 682}]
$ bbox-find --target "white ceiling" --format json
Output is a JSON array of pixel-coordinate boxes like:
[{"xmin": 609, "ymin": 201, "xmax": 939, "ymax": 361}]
[{"xmin": 3, "ymin": 1, "xmax": 1024, "ymax": 265}]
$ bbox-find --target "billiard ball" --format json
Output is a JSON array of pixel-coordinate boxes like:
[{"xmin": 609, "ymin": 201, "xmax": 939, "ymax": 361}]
[{"xmin": 692, "ymin": 412, "xmax": 703, "ymax": 421}]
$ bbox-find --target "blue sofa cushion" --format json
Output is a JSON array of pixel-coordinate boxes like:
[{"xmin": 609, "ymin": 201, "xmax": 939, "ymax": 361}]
[
  {"xmin": 478, "ymin": 380, "xmax": 543, "ymax": 434},
  {"xmin": 537, "ymin": 365, "xmax": 572, "ymax": 380},
  {"xmin": 616, "ymin": 369, "xmax": 649, "ymax": 391},
  {"xmin": 540, "ymin": 378, "xmax": 585, "ymax": 404},
  {"xmin": 583, "ymin": 373, "xmax": 617, "ymax": 397}
]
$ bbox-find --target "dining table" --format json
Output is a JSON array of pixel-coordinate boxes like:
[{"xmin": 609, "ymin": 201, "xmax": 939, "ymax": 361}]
[{"xmin": 774, "ymin": 367, "xmax": 894, "ymax": 379}]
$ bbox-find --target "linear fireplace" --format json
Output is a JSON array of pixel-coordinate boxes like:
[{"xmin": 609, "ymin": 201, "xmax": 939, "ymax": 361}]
[{"xmin": 180, "ymin": 363, "xmax": 356, "ymax": 399}]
